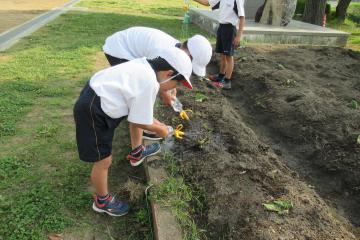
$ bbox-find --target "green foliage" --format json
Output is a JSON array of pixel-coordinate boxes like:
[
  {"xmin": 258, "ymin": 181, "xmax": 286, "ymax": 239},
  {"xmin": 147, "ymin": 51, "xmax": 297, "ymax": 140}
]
[
  {"xmin": 151, "ymin": 153, "xmax": 203, "ymax": 240},
  {"xmin": 0, "ymin": 156, "xmax": 31, "ymax": 180},
  {"xmin": 327, "ymin": 3, "xmax": 360, "ymax": 51},
  {"xmin": 0, "ymin": 184, "xmax": 75, "ymax": 240},
  {"xmin": 135, "ymin": 209, "xmax": 149, "ymax": 225},
  {"xmin": 350, "ymin": 99, "xmax": 358, "ymax": 109},
  {"xmin": 295, "ymin": 0, "xmax": 305, "ymax": 15},
  {"xmin": 348, "ymin": 3, "xmax": 360, "ymax": 23},
  {"xmin": 36, "ymin": 124, "xmax": 59, "ymax": 138},
  {"xmin": 77, "ymin": 0, "xmax": 202, "ymax": 17},
  {"xmin": 195, "ymin": 92, "xmax": 208, "ymax": 102},
  {"xmin": 263, "ymin": 199, "xmax": 294, "ymax": 215}
]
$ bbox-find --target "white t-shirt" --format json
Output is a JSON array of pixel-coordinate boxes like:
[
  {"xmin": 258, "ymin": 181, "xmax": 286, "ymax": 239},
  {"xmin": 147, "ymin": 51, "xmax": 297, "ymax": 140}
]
[
  {"xmin": 89, "ymin": 58, "xmax": 159, "ymax": 125},
  {"xmin": 209, "ymin": 0, "xmax": 245, "ymax": 26},
  {"xmin": 103, "ymin": 27, "xmax": 180, "ymax": 60}
]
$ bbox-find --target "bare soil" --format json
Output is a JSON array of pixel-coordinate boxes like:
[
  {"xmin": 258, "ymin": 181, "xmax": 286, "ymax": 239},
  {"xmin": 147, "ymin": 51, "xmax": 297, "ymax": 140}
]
[
  {"xmin": 0, "ymin": 0, "xmax": 69, "ymax": 33},
  {"xmin": 160, "ymin": 45, "xmax": 360, "ymax": 239}
]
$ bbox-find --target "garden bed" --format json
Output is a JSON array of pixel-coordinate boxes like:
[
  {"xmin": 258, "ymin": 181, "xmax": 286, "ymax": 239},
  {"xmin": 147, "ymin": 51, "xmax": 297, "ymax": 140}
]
[{"xmin": 159, "ymin": 45, "xmax": 360, "ymax": 239}]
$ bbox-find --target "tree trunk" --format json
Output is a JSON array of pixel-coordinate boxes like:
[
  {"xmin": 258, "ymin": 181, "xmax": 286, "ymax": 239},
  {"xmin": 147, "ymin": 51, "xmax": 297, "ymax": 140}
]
[
  {"xmin": 259, "ymin": 0, "xmax": 297, "ymax": 26},
  {"xmin": 255, "ymin": 0, "xmax": 267, "ymax": 23},
  {"xmin": 335, "ymin": 0, "xmax": 352, "ymax": 22},
  {"xmin": 303, "ymin": 0, "xmax": 327, "ymax": 26}
]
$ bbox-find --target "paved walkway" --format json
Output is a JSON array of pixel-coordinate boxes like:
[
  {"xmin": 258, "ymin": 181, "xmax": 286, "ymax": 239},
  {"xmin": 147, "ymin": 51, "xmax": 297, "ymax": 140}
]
[{"xmin": 0, "ymin": 0, "xmax": 80, "ymax": 51}]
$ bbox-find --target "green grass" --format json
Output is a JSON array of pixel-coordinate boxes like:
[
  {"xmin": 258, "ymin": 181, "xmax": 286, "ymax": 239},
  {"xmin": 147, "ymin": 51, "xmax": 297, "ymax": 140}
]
[
  {"xmin": 293, "ymin": 1, "xmax": 360, "ymax": 51},
  {"xmin": 327, "ymin": 3, "xmax": 360, "ymax": 51},
  {"xmin": 77, "ymin": 0, "xmax": 207, "ymax": 17},
  {"xmin": 0, "ymin": 3, "xmax": 212, "ymax": 239},
  {"xmin": 150, "ymin": 153, "xmax": 204, "ymax": 240}
]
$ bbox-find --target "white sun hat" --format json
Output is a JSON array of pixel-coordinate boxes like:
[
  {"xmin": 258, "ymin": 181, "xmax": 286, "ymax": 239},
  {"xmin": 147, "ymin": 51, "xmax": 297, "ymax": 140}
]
[
  {"xmin": 157, "ymin": 47, "xmax": 193, "ymax": 89},
  {"xmin": 187, "ymin": 35, "xmax": 212, "ymax": 77}
]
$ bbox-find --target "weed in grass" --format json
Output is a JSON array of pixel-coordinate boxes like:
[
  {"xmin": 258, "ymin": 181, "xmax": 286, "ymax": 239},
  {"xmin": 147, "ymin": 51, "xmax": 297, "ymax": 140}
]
[
  {"xmin": 0, "ymin": 184, "xmax": 75, "ymax": 240},
  {"xmin": 0, "ymin": 156, "xmax": 31, "ymax": 180},
  {"xmin": 135, "ymin": 208, "xmax": 149, "ymax": 225},
  {"xmin": 36, "ymin": 124, "xmax": 59, "ymax": 138},
  {"xmin": 124, "ymin": 179, "xmax": 145, "ymax": 202}
]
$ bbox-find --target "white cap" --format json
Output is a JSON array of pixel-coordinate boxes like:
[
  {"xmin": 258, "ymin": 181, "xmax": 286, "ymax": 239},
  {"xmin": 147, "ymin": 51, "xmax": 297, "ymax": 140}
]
[
  {"xmin": 157, "ymin": 47, "xmax": 193, "ymax": 89},
  {"xmin": 187, "ymin": 35, "xmax": 212, "ymax": 77}
]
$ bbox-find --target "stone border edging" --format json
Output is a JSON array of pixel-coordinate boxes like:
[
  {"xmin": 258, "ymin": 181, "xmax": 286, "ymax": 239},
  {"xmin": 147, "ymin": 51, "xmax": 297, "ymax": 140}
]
[{"xmin": 143, "ymin": 139, "xmax": 183, "ymax": 240}]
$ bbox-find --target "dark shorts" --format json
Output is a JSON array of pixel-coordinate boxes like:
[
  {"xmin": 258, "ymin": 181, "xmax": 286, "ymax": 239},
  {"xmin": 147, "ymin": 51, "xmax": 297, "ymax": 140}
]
[
  {"xmin": 73, "ymin": 82, "xmax": 125, "ymax": 162},
  {"xmin": 104, "ymin": 53, "xmax": 129, "ymax": 66},
  {"xmin": 215, "ymin": 23, "xmax": 237, "ymax": 56}
]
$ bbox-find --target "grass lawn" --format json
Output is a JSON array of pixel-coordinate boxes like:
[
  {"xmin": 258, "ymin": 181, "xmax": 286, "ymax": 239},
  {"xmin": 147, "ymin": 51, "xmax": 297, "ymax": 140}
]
[
  {"xmin": 327, "ymin": 3, "xmax": 360, "ymax": 51},
  {"xmin": 0, "ymin": 1, "xmax": 212, "ymax": 239},
  {"xmin": 77, "ymin": 0, "xmax": 207, "ymax": 17}
]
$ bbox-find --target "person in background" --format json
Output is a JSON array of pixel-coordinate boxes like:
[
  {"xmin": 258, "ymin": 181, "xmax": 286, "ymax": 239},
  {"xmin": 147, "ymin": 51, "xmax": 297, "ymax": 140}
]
[{"xmin": 193, "ymin": 0, "xmax": 245, "ymax": 89}]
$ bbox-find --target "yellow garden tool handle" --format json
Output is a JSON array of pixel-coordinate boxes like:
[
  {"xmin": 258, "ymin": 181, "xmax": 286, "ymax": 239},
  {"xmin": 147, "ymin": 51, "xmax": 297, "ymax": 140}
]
[
  {"xmin": 179, "ymin": 109, "xmax": 192, "ymax": 121},
  {"xmin": 174, "ymin": 124, "xmax": 185, "ymax": 139}
]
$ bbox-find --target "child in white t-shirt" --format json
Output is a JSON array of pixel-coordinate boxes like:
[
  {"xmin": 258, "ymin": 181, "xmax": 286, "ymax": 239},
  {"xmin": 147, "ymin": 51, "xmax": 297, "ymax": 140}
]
[
  {"xmin": 103, "ymin": 26, "xmax": 212, "ymax": 105},
  {"xmin": 73, "ymin": 48, "xmax": 192, "ymax": 217},
  {"xmin": 194, "ymin": 0, "xmax": 245, "ymax": 89}
]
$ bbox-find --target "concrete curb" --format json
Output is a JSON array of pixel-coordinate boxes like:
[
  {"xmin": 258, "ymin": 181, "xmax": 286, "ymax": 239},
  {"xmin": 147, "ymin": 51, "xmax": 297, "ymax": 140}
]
[
  {"xmin": 143, "ymin": 140, "xmax": 183, "ymax": 240},
  {"xmin": 189, "ymin": 8, "xmax": 350, "ymax": 46},
  {"xmin": 0, "ymin": 0, "xmax": 81, "ymax": 51}
]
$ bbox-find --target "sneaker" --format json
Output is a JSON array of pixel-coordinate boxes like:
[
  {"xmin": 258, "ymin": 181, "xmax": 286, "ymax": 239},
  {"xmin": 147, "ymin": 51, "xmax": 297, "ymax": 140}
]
[
  {"xmin": 92, "ymin": 194, "xmax": 130, "ymax": 217},
  {"xmin": 208, "ymin": 74, "xmax": 224, "ymax": 82},
  {"xmin": 222, "ymin": 80, "xmax": 231, "ymax": 90},
  {"xmin": 212, "ymin": 80, "xmax": 224, "ymax": 88},
  {"xmin": 127, "ymin": 143, "xmax": 161, "ymax": 167},
  {"xmin": 142, "ymin": 130, "xmax": 162, "ymax": 140}
]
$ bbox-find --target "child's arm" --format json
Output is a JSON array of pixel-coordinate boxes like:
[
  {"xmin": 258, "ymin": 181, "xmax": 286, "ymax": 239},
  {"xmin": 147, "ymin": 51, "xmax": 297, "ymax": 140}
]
[
  {"xmin": 233, "ymin": 16, "xmax": 245, "ymax": 47},
  {"xmin": 193, "ymin": 0, "xmax": 210, "ymax": 6}
]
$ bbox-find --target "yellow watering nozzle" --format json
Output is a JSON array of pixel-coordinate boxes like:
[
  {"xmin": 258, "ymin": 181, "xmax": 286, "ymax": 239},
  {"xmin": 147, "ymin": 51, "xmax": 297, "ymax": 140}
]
[
  {"xmin": 174, "ymin": 124, "xmax": 185, "ymax": 139},
  {"xmin": 179, "ymin": 109, "xmax": 192, "ymax": 121},
  {"xmin": 183, "ymin": 5, "xmax": 189, "ymax": 12}
]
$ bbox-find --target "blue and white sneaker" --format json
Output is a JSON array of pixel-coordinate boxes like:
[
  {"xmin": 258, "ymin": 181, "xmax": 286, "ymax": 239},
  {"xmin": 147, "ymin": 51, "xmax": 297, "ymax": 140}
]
[
  {"xmin": 127, "ymin": 143, "xmax": 161, "ymax": 167},
  {"xmin": 92, "ymin": 194, "xmax": 130, "ymax": 217}
]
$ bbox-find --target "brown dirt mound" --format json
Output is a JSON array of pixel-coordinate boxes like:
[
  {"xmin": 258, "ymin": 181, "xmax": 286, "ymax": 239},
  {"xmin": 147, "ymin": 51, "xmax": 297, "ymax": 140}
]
[
  {"xmin": 158, "ymin": 45, "xmax": 359, "ymax": 239},
  {"xmin": 228, "ymin": 45, "xmax": 360, "ymax": 226}
]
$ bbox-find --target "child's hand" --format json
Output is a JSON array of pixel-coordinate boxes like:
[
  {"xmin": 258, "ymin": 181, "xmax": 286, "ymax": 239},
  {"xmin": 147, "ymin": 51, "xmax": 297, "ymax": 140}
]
[
  {"xmin": 233, "ymin": 35, "xmax": 241, "ymax": 48},
  {"xmin": 160, "ymin": 90, "xmax": 173, "ymax": 107}
]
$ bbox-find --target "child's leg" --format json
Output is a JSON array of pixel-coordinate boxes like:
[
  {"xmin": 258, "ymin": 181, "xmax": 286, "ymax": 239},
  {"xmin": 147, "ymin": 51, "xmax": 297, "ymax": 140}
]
[
  {"xmin": 129, "ymin": 123, "xmax": 143, "ymax": 148},
  {"xmin": 220, "ymin": 54, "xmax": 227, "ymax": 75},
  {"xmin": 74, "ymin": 82, "xmax": 129, "ymax": 216},
  {"xmin": 127, "ymin": 122, "xmax": 161, "ymax": 167},
  {"xmin": 225, "ymin": 55, "xmax": 234, "ymax": 79},
  {"xmin": 91, "ymin": 155, "xmax": 112, "ymax": 196}
]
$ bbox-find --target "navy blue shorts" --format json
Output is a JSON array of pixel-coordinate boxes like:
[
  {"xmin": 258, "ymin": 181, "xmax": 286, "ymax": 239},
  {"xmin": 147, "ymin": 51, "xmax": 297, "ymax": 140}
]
[
  {"xmin": 104, "ymin": 53, "xmax": 129, "ymax": 66},
  {"xmin": 73, "ymin": 82, "xmax": 124, "ymax": 162},
  {"xmin": 215, "ymin": 23, "xmax": 237, "ymax": 56}
]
